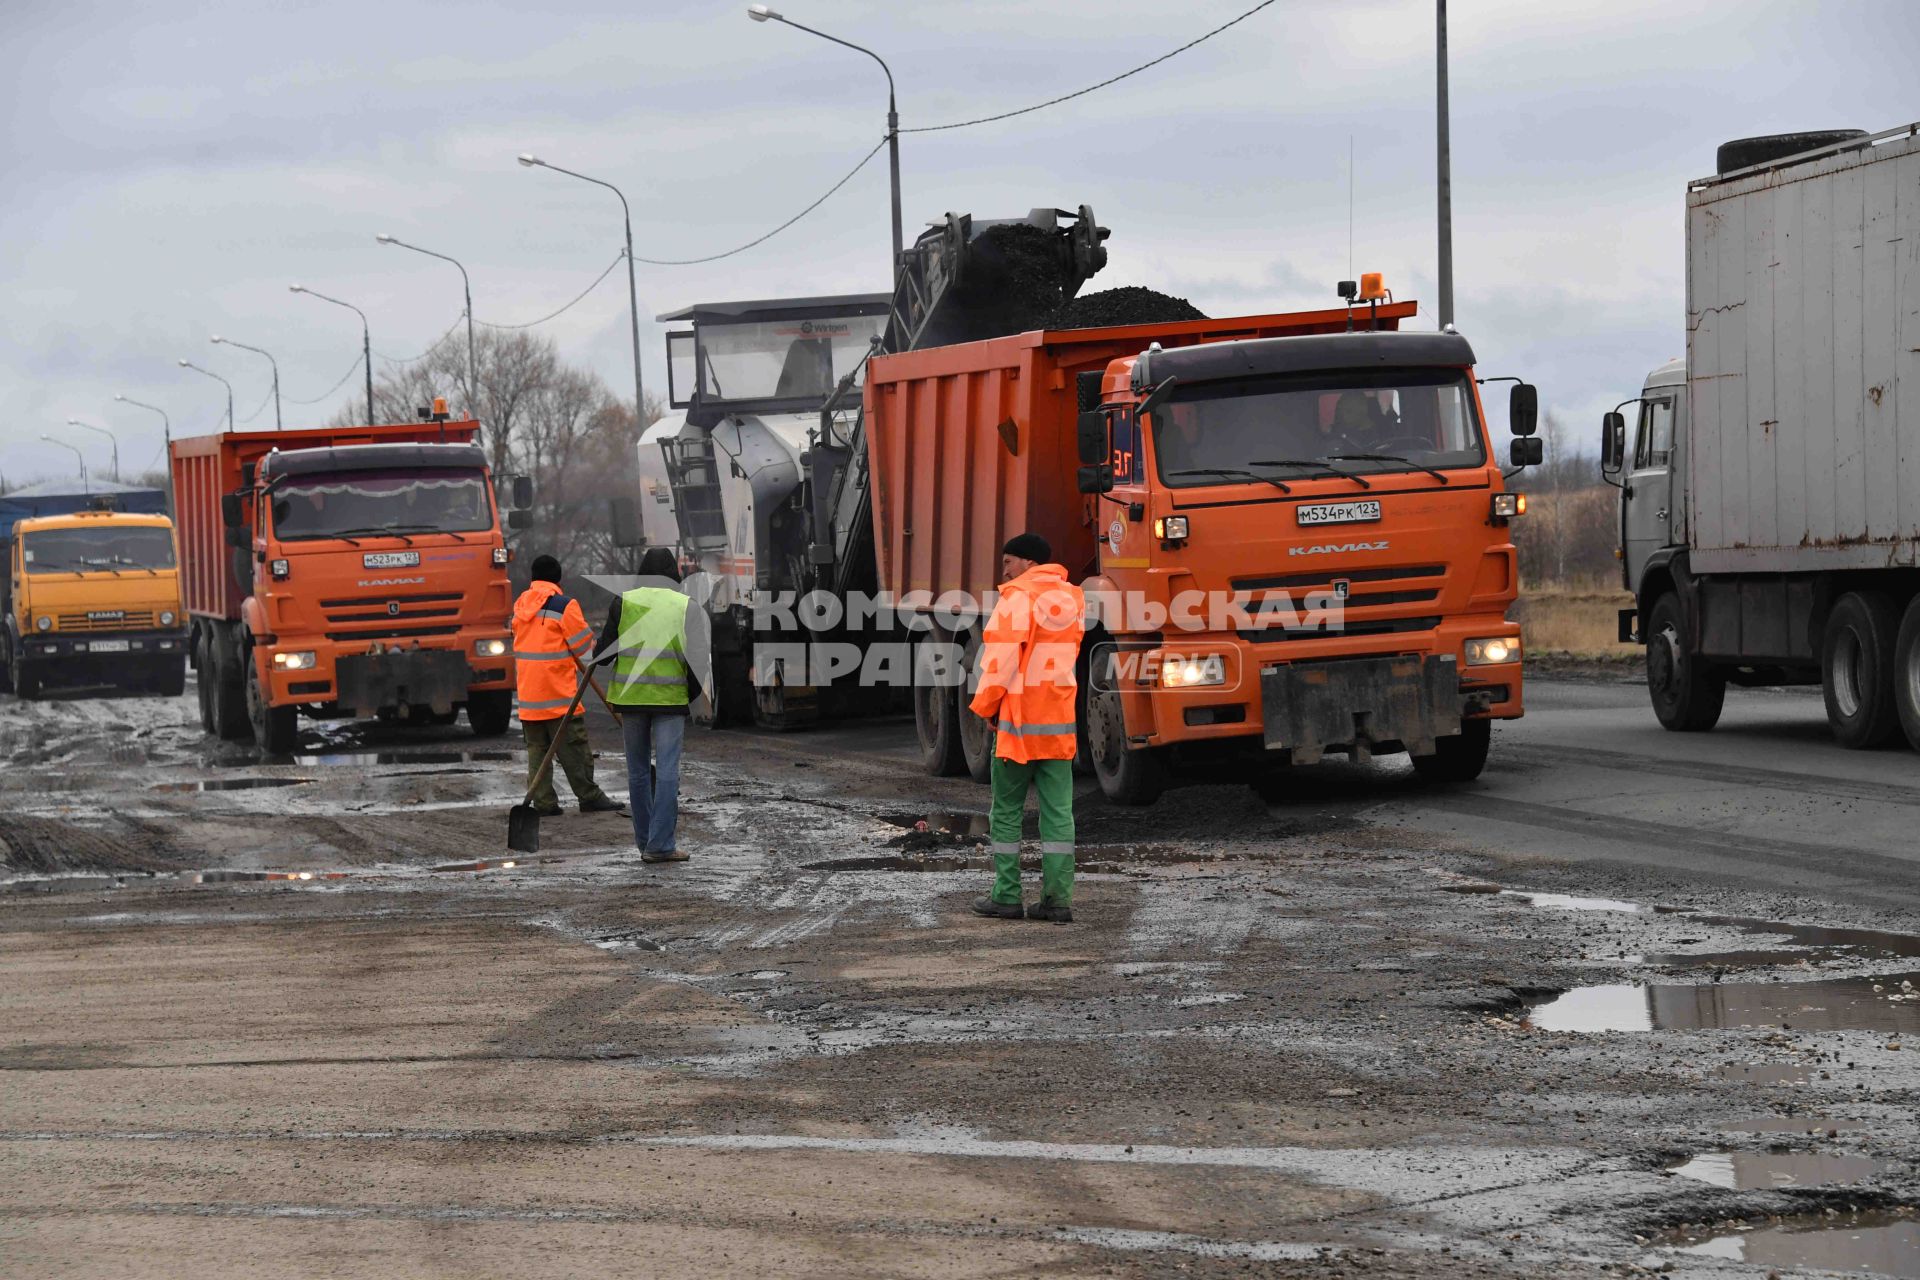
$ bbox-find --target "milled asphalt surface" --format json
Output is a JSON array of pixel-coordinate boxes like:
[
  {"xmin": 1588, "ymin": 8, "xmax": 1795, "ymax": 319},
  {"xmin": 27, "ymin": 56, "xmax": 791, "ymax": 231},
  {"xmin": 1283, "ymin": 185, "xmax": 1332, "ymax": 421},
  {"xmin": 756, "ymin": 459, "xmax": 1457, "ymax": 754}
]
[{"xmin": 2, "ymin": 670, "xmax": 1917, "ymax": 1278}]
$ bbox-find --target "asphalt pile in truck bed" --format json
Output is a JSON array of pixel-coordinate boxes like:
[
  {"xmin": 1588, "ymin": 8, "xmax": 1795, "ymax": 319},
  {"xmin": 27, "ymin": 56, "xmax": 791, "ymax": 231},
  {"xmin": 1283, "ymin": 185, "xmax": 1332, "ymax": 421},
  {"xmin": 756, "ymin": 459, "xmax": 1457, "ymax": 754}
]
[
  {"xmin": 946, "ymin": 222, "xmax": 1070, "ymax": 340},
  {"xmin": 1043, "ymin": 286, "xmax": 1208, "ymax": 329}
]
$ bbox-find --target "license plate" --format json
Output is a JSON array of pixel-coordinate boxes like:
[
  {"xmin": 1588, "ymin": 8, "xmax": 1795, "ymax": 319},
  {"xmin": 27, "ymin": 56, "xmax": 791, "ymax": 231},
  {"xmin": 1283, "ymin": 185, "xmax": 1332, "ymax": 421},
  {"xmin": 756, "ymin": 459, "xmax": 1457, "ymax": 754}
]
[
  {"xmin": 88, "ymin": 639, "xmax": 131, "ymax": 653},
  {"xmin": 362, "ymin": 551, "xmax": 421, "ymax": 569},
  {"xmin": 1296, "ymin": 500, "xmax": 1382, "ymax": 526}
]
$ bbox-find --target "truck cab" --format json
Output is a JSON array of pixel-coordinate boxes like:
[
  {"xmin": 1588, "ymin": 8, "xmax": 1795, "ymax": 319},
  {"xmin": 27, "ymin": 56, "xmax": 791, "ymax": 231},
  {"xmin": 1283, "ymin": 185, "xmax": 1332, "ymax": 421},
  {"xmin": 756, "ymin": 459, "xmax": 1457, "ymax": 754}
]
[
  {"xmin": 1613, "ymin": 357, "xmax": 1685, "ymax": 600},
  {"xmin": 1075, "ymin": 322, "xmax": 1536, "ymax": 800},
  {"xmin": 2, "ymin": 508, "xmax": 188, "ymax": 699}
]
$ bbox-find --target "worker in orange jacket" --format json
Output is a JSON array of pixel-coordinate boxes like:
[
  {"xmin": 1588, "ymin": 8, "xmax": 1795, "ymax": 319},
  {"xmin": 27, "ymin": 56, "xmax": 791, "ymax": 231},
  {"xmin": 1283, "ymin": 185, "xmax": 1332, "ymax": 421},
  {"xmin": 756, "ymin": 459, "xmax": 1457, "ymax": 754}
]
[
  {"xmin": 512, "ymin": 555, "xmax": 623, "ymax": 817},
  {"xmin": 968, "ymin": 533, "xmax": 1085, "ymax": 923}
]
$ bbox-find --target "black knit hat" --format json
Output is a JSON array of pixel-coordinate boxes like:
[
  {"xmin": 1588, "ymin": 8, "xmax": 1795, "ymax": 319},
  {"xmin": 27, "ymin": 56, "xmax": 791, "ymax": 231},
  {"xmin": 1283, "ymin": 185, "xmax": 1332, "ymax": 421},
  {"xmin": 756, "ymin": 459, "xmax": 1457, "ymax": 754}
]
[
  {"xmin": 1002, "ymin": 532, "xmax": 1051, "ymax": 563},
  {"xmin": 530, "ymin": 554, "xmax": 563, "ymax": 583}
]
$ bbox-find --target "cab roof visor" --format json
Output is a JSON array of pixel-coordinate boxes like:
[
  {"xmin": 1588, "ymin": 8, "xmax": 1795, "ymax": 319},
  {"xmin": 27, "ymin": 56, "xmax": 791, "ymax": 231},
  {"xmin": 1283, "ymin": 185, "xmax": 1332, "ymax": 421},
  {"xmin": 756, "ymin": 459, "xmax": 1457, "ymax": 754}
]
[
  {"xmin": 259, "ymin": 442, "xmax": 488, "ymax": 478},
  {"xmin": 1135, "ymin": 331, "xmax": 1478, "ymax": 389}
]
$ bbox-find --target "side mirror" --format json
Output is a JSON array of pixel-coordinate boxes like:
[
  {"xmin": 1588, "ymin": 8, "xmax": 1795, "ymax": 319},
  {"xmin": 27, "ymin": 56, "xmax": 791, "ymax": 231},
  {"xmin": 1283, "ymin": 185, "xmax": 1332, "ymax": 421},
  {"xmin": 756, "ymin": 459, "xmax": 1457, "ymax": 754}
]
[
  {"xmin": 220, "ymin": 494, "xmax": 244, "ymax": 528},
  {"xmin": 507, "ymin": 508, "xmax": 533, "ymax": 531},
  {"xmin": 609, "ymin": 496, "xmax": 643, "ymax": 549},
  {"xmin": 511, "ymin": 475, "xmax": 534, "ymax": 510},
  {"xmin": 1509, "ymin": 437, "xmax": 1545, "ymax": 468},
  {"xmin": 1077, "ymin": 465, "xmax": 1115, "ymax": 495},
  {"xmin": 1076, "ymin": 411, "xmax": 1107, "ymax": 466},
  {"xmin": 1601, "ymin": 411, "xmax": 1626, "ymax": 474},
  {"xmin": 1509, "ymin": 383, "xmax": 1539, "ymax": 436}
]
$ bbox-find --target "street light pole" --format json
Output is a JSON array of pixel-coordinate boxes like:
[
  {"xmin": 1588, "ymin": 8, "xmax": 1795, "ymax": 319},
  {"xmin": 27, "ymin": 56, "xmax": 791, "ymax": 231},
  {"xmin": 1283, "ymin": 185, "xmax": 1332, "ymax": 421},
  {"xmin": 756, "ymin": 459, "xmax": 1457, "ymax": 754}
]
[
  {"xmin": 1435, "ymin": 0, "xmax": 1454, "ymax": 329},
  {"xmin": 376, "ymin": 233, "xmax": 478, "ymax": 418},
  {"xmin": 517, "ymin": 154, "xmax": 646, "ymax": 429},
  {"xmin": 114, "ymin": 394, "xmax": 171, "ymax": 449},
  {"xmin": 291, "ymin": 284, "xmax": 376, "ymax": 424},
  {"xmin": 39, "ymin": 434, "xmax": 88, "ymax": 492},
  {"xmin": 211, "ymin": 335, "xmax": 282, "ymax": 431},
  {"xmin": 178, "ymin": 360, "xmax": 235, "ymax": 431},
  {"xmin": 66, "ymin": 418, "xmax": 119, "ymax": 482},
  {"xmin": 748, "ymin": 5, "xmax": 902, "ymax": 279}
]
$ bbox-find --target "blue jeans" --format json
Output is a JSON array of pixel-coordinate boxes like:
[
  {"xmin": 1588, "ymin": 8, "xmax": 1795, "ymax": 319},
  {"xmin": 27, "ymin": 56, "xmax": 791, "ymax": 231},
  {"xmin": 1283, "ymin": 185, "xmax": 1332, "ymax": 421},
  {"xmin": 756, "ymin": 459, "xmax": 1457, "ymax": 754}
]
[{"xmin": 620, "ymin": 710, "xmax": 685, "ymax": 853}]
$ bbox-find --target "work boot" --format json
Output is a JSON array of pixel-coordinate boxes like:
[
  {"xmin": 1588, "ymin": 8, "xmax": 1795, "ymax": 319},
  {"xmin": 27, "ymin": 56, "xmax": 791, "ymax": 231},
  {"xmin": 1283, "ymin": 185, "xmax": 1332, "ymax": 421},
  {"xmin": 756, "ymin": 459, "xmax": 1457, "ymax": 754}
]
[
  {"xmin": 641, "ymin": 849, "xmax": 689, "ymax": 864},
  {"xmin": 525, "ymin": 802, "xmax": 563, "ymax": 818},
  {"xmin": 579, "ymin": 795, "xmax": 626, "ymax": 814},
  {"xmin": 1026, "ymin": 898, "xmax": 1074, "ymax": 924},
  {"xmin": 971, "ymin": 896, "xmax": 1024, "ymax": 920}
]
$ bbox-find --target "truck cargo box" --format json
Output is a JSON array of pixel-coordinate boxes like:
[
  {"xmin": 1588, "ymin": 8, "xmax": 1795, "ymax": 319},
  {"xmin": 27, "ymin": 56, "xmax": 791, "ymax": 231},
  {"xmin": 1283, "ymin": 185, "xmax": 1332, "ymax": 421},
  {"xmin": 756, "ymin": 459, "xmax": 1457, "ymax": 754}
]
[
  {"xmin": 863, "ymin": 305, "xmax": 1415, "ymax": 610},
  {"xmin": 1687, "ymin": 126, "xmax": 1920, "ymax": 573},
  {"xmin": 170, "ymin": 422, "xmax": 480, "ymax": 621}
]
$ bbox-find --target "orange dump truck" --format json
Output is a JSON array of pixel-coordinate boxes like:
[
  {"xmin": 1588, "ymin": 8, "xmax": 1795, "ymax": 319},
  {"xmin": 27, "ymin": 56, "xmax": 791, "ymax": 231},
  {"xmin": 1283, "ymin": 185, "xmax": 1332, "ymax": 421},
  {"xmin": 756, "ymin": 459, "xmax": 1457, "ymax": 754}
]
[
  {"xmin": 170, "ymin": 419, "xmax": 530, "ymax": 753},
  {"xmin": 867, "ymin": 300, "xmax": 1540, "ymax": 802}
]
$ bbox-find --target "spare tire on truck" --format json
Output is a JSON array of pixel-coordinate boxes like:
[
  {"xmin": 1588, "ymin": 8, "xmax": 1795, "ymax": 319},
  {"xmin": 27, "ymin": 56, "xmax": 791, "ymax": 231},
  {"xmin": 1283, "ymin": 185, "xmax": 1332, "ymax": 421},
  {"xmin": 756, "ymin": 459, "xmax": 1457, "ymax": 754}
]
[{"xmin": 1715, "ymin": 129, "xmax": 1866, "ymax": 175}]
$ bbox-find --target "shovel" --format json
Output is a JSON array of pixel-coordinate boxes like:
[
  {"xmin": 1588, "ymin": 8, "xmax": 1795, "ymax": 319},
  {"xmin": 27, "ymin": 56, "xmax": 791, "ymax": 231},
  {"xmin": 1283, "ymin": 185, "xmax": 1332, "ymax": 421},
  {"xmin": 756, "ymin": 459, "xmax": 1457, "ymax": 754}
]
[{"xmin": 506, "ymin": 666, "xmax": 593, "ymax": 855}]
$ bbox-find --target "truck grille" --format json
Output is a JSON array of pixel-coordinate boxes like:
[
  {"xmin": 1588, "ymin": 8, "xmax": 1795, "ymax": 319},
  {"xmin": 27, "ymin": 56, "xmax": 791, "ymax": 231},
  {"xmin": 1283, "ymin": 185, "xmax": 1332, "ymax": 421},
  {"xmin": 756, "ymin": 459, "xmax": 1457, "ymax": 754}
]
[
  {"xmin": 59, "ymin": 611, "xmax": 155, "ymax": 631},
  {"xmin": 1239, "ymin": 615, "xmax": 1442, "ymax": 644},
  {"xmin": 318, "ymin": 592, "xmax": 465, "ymax": 629}
]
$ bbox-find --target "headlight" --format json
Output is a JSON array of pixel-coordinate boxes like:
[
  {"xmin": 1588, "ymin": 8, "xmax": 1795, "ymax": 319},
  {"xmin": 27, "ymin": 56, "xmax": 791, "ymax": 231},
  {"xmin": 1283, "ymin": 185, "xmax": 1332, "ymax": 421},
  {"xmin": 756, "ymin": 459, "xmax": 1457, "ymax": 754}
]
[
  {"xmin": 35, "ymin": 615, "xmax": 52, "ymax": 632},
  {"xmin": 1160, "ymin": 653, "xmax": 1225, "ymax": 688},
  {"xmin": 1154, "ymin": 515, "xmax": 1191, "ymax": 541},
  {"xmin": 272, "ymin": 650, "xmax": 318, "ymax": 671},
  {"xmin": 1491, "ymin": 493, "xmax": 1527, "ymax": 519},
  {"xmin": 474, "ymin": 638, "xmax": 508, "ymax": 657},
  {"xmin": 270, "ymin": 558, "xmax": 291, "ymax": 580},
  {"xmin": 1465, "ymin": 635, "xmax": 1521, "ymax": 666},
  {"xmin": 160, "ymin": 610, "xmax": 177, "ymax": 627},
  {"xmin": 491, "ymin": 547, "xmax": 510, "ymax": 567}
]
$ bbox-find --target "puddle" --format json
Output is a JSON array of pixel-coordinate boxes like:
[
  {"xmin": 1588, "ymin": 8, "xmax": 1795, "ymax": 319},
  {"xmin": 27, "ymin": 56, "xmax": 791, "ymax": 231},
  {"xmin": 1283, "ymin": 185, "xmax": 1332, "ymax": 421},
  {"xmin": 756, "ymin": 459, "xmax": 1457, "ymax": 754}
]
[
  {"xmin": 808, "ymin": 846, "xmax": 1189, "ymax": 874},
  {"xmin": 1528, "ymin": 973, "xmax": 1920, "ymax": 1034},
  {"xmin": 1671, "ymin": 1150, "xmax": 1892, "ymax": 1190},
  {"xmin": 188, "ymin": 869, "xmax": 338, "ymax": 883},
  {"xmin": 1667, "ymin": 1209, "xmax": 1920, "ymax": 1277},
  {"xmin": 883, "ymin": 811, "xmax": 992, "ymax": 838},
  {"xmin": 428, "ymin": 856, "xmax": 569, "ymax": 873},
  {"xmin": 1645, "ymin": 948, "xmax": 1835, "ymax": 968},
  {"xmin": 151, "ymin": 777, "xmax": 313, "ymax": 793},
  {"xmin": 1501, "ymin": 889, "xmax": 1641, "ymax": 912},
  {"xmin": 288, "ymin": 750, "xmax": 515, "ymax": 767},
  {"xmin": 1649, "ymin": 917, "xmax": 1920, "ymax": 972},
  {"xmin": 1719, "ymin": 1117, "xmax": 1867, "ymax": 1134}
]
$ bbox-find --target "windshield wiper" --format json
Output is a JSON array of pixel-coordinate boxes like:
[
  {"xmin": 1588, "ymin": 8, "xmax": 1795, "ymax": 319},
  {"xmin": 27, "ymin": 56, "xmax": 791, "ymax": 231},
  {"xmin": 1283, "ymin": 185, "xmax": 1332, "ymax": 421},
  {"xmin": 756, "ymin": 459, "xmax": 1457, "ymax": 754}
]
[
  {"xmin": 1325, "ymin": 453, "xmax": 1450, "ymax": 484},
  {"xmin": 71, "ymin": 558, "xmax": 124, "ymax": 577},
  {"xmin": 1248, "ymin": 458, "xmax": 1373, "ymax": 489},
  {"xmin": 1167, "ymin": 467, "xmax": 1292, "ymax": 494},
  {"xmin": 325, "ymin": 528, "xmax": 414, "ymax": 545}
]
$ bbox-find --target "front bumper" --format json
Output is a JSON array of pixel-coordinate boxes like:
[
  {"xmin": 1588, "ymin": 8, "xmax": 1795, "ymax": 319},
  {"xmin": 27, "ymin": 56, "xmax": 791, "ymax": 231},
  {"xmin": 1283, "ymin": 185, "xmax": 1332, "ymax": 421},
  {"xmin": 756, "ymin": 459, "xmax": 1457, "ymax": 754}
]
[
  {"xmin": 23, "ymin": 630, "xmax": 188, "ymax": 660},
  {"xmin": 259, "ymin": 631, "xmax": 513, "ymax": 711}
]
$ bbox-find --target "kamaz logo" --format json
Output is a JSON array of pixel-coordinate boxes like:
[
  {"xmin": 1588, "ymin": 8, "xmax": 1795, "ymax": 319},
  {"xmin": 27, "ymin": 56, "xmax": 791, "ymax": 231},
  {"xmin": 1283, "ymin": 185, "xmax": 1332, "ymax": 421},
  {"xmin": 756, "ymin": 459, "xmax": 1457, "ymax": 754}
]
[
  {"xmin": 1290, "ymin": 540, "xmax": 1389, "ymax": 556},
  {"xmin": 86, "ymin": 610, "xmax": 125, "ymax": 621}
]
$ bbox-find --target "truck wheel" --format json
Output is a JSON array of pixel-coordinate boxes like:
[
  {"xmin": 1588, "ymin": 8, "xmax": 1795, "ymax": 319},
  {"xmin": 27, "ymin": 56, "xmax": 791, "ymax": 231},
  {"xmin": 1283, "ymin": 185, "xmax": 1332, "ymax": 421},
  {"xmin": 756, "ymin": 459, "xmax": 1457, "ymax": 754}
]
[
  {"xmin": 155, "ymin": 658, "xmax": 186, "ymax": 699},
  {"xmin": 14, "ymin": 660, "xmax": 40, "ymax": 701},
  {"xmin": 466, "ymin": 689, "xmax": 513, "ymax": 737},
  {"xmin": 1894, "ymin": 598, "xmax": 1920, "ymax": 753},
  {"xmin": 695, "ymin": 653, "xmax": 754, "ymax": 730},
  {"xmin": 1715, "ymin": 130, "xmax": 1866, "ymax": 176},
  {"xmin": 244, "ymin": 649, "xmax": 299, "ymax": 755},
  {"xmin": 1410, "ymin": 719, "xmax": 1491, "ymax": 783},
  {"xmin": 1822, "ymin": 591, "xmax": 1900, "ymax": 749},
  {"xmin": 1085, "ymin": 649, "xmax": 1164, "ymax": 806},
  {"xmin": 210, "ymin": 633, "xmax": 253, "ymax": 742},
  {"xmin": 1645, "ymin": 592, "xmax": 1725, "ymax": 731},
  {"xmin": 956, "ymin": 632, "xmax": 995, "ymax": 783},
  {"xmin": 0, "ymin": 632, "xmax": 13, "ymax": 695},
  {"xmin": 194, "ymin": 633, "xmax": 216, "ymax": 732},
  {"xmin": 913, "ymin": 649, "xmax": 966, "ymax": 777}
]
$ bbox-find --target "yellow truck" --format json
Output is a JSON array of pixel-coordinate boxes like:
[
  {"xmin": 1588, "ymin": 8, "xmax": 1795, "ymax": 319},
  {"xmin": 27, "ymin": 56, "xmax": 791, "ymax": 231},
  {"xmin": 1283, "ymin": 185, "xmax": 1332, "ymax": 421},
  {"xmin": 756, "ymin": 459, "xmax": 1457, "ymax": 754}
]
[{"xmin": 2, "ymin": 508, "xmax": 189, "ymax": 699}]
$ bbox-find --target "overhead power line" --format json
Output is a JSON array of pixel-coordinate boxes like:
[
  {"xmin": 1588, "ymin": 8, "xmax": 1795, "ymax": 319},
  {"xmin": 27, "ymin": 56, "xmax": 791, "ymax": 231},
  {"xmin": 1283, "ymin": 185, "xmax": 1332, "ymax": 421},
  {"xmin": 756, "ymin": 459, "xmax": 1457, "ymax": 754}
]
[
  {"xmin": 284, "ymin": 354, "xmax": 367, "ymax": 405},
  {"xmin": 476, "ymin": 253, "xmax": 626, "ymax": 330},
  {"xmin": 374, "ymin": 314, "xmax": 465, "ymax": 366},
  {"xmin": 902, "ymin": 0, "xmax": 1279, "ymax": 134},
  {"xmin": 632, "ymin": 136, "xmax": 887, "ymax": 265},
  {"xmin": 236, "ymin": 387, "xmax": 276, "ymax": 426}
]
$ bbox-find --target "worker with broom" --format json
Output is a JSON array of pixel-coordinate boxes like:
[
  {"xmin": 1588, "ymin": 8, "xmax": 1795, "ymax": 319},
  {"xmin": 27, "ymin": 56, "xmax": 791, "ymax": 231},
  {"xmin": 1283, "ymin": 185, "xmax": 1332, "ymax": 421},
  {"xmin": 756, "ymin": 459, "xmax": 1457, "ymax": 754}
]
[{"xmin": 510, "ymin": 555, "xmax": 625, "ymax": 817}]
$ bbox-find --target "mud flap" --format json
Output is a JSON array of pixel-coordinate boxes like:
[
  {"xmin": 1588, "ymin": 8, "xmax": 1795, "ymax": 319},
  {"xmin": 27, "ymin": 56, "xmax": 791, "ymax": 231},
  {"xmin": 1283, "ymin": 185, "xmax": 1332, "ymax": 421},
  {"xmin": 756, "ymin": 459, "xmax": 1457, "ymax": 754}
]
[
  {"xmin": 1260, "ymin": 654, "xmax": 1460, "ymax": 765},
  {"xmin": 335, "ymin": 649, "xmax": 469, "ymax": 716}
]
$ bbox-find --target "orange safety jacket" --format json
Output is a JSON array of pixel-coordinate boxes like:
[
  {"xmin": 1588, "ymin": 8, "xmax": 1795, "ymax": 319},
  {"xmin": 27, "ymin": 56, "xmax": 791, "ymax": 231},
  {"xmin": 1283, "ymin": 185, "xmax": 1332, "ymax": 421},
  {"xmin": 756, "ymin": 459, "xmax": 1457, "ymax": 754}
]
[
  {"xmin": 511, "ymin": 581, "xmax": 595, "ymax": 721},
  {"xmin": 968, "ymin": 563, "xmax": 1085, "ymax": 763}
]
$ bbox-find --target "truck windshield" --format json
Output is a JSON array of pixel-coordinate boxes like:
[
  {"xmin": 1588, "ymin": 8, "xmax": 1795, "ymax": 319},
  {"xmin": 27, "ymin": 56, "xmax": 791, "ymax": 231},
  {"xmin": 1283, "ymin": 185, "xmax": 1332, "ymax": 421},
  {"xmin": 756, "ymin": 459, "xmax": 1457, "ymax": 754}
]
[
  {"xmin": 1152, "ymin": 369, "xmax": 1486, "ymax": 487},
  {"xmin": 269, "ymin": 468, "xmax": 493, "ymax": 542},
  {"xmin": 695, "ymin": 312, "xmax": 886, "ymax": 403},
  {"xmin": 23, "ymin": 525, "xmax": 176, "ymax": 574}
]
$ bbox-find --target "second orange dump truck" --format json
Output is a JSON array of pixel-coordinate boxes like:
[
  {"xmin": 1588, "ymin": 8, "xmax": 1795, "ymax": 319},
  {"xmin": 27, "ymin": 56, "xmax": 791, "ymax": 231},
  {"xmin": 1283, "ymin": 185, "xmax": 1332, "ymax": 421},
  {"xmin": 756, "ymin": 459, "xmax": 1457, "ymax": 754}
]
[
  {"xmin": 866, "ymin": 299, "xmax": 1538, "ymax": 802},
  {"xmin": 170, "ymin": 416, "xmax": 531, "ymax": 754}
]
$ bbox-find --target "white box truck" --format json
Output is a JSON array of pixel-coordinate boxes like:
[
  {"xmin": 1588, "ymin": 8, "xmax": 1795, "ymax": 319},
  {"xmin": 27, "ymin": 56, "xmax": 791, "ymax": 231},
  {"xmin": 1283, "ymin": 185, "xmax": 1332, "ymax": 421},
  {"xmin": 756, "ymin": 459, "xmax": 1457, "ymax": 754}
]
[{"xmin": 1606, "ymin": 123, "xmax": 1920, "ymax": 748}]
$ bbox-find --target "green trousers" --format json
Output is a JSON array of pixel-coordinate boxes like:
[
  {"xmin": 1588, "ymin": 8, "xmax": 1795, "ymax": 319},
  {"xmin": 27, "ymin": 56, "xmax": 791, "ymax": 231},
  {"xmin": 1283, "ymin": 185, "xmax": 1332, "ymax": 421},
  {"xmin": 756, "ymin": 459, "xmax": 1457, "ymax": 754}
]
[
  {"xmin": 522, "ymin": 714, "xmax": 610, "ymax": 809},
  {"xmin": 988, "ymin": 756, "xmax": 1075, "ymax": 907}
]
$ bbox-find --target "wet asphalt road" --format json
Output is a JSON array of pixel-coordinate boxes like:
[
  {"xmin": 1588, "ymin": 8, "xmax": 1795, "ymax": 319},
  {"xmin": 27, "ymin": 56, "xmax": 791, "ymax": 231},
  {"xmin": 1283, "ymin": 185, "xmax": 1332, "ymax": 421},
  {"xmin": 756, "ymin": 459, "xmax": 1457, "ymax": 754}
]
[{"xmin": 4, "ymin": 671, "xmax": 1920, "ymax": 1278}]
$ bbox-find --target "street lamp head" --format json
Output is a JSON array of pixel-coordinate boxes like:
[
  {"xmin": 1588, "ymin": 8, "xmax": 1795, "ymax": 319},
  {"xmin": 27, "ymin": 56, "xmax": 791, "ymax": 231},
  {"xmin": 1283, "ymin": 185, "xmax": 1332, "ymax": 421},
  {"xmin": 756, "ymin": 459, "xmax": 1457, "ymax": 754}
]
[
  {"xmin": 375, "ymin": 233, "xmax": 394, "ymax": 244},
  {"xmin": 289, "ymin": 283, "xmax": 305, "ymax": 293},
  {"xmin": 210, "ymin": 334, "xmax": 225, "ymax": 345},
  {"xmin": 748, "ymin": 4, "xmax": 780, "ymax": 20},
  {"xmin": 177, "ymin": 359, "xmax": 190, "ymax": 367},
  {"xmin": 517, "ymin": 153, "xmax": 542, "ymax": 167}
]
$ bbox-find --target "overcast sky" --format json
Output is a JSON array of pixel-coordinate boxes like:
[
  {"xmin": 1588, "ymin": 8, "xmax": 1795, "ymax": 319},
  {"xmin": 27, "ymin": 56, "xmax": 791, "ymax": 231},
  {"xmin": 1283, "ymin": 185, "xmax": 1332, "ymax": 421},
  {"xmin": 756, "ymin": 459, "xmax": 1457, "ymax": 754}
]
[{"xmin": 3, "ymin": 0, "xmax": 1915, "ymax": 484}]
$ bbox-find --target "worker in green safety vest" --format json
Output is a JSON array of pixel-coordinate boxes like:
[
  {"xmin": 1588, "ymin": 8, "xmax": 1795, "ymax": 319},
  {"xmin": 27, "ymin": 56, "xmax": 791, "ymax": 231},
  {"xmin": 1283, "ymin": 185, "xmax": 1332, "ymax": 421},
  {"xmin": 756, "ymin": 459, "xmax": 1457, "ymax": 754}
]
[{"xmin": 593, "ymin": 547, "xmax": 704, "ymax": 864}]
